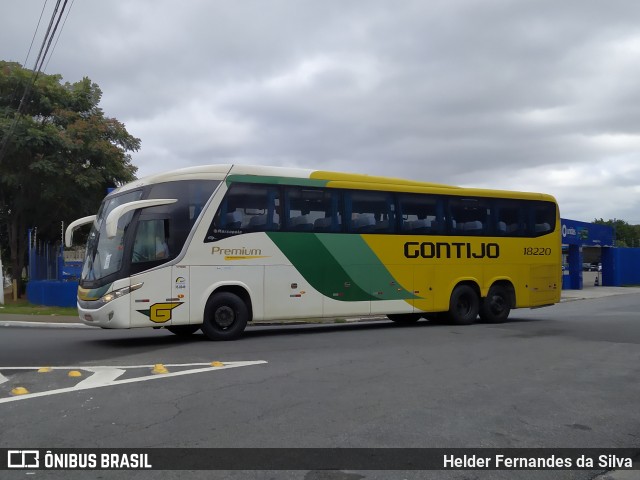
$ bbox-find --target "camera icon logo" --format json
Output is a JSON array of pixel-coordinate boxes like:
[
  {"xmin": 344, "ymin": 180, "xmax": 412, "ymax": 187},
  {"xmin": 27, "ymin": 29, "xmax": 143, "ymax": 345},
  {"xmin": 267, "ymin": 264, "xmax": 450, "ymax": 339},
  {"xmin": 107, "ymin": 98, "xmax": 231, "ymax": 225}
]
[{"xmin": 7, "ymin": 450, "xmax": 40, "ymax": 468}]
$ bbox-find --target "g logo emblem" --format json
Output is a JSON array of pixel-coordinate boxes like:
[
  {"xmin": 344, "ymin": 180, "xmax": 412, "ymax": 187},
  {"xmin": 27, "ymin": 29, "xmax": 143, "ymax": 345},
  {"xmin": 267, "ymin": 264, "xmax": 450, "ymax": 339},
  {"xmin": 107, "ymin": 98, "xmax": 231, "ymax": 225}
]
[{"xmin": 138, "ymin": 302, "xmax": 182, "ymax": 323}]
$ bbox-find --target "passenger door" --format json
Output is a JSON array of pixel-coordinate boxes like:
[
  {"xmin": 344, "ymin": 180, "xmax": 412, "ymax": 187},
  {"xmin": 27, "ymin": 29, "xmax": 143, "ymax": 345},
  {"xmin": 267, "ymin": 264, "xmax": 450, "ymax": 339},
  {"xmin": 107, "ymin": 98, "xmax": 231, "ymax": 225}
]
[{"xmin": 128, "ymin": 217, "xmax": 177, "ymax": 327}]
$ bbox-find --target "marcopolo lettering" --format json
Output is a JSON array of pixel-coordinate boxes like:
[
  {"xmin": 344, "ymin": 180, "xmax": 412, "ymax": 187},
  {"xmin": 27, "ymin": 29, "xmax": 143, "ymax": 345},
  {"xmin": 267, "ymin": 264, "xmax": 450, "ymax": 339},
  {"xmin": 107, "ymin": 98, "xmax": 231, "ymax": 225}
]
[{"xmin": 404, "ymin": 241, "xmax": 500, "ymax": 259}]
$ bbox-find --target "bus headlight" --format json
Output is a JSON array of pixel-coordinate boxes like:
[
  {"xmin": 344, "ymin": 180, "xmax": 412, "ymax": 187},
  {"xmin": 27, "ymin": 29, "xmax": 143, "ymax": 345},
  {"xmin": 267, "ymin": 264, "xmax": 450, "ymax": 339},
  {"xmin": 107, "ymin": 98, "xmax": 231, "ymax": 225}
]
[{"xmin": 100, "ymin": 283, "xmax": 144, "ymax": 304}]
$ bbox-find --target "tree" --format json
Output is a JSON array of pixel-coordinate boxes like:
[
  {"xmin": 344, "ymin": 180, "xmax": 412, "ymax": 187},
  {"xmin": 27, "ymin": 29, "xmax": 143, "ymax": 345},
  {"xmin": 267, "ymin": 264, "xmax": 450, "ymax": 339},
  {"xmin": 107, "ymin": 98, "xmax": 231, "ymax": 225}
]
[
  {"xmin": 593, "ymin": 218, "xmax": 640, "ymax": 247},
  {"xmin": 0, "ymin": 61, "xmax": 139, "ymax": 291}
]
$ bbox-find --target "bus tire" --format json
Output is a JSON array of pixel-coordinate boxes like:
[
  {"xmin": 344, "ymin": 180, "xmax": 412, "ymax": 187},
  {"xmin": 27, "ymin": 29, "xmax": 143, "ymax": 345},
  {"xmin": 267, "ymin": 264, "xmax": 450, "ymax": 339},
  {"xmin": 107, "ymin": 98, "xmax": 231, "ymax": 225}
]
[
  {"xmin": 201, "ymin": 292, "xmax": 249, "ymax": 341},
  {"xmin": 387, "ymin": 313, "xmax": 421, "ymax": 324},
  {"xmin": 479, "ymin": 285, "xmax": 511, "ymax": 323},
  {"xmin": 166, "ymin": 325, "xmax": 201, "ymax": 336},
  {"xmin": 448, "ymin": 284, "xmax": 479, "ymax": 325}
]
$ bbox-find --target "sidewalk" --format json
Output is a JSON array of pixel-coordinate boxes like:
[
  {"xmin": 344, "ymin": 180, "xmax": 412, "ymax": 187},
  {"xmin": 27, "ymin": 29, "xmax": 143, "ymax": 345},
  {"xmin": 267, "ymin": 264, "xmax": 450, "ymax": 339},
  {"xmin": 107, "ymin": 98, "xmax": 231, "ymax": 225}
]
[
  {"xmin": 561, "ymin": 271, "xmax": 640, "ymax": 302},
  {"xmin": 561, "ymin": 285, "xmax": 640, "ymax": 302}
]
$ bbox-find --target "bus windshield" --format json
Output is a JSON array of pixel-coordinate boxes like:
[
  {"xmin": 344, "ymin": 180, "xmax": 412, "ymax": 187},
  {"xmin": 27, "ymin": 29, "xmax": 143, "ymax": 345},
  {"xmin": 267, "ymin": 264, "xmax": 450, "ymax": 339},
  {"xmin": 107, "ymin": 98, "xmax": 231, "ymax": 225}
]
[
  {"xmin": 81, "ymin": 190, "xmax": 143, "ymax": 284},
  {"xmin": 80, "ymin": 179, "xmax": 221, "ymax": 287}
]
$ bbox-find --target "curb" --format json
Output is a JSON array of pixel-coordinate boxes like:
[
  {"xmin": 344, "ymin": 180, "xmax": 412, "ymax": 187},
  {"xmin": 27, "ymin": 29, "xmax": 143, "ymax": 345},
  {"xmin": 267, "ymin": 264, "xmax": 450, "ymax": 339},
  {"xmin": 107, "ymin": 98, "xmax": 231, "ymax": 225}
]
[{"xmin": 0, "ymin": 320, "xmax": 90, "ymax": 329}]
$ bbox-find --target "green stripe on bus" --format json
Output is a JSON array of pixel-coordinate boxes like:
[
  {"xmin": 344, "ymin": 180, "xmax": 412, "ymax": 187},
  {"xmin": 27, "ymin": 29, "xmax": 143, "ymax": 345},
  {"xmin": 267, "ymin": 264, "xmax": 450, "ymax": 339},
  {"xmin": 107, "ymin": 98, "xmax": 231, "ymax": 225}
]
[
  {"xmin": 267, "ymin": 232, "xmax": 374, "ymax": 301},
  {"xmin": 317, "ymin": 235, "xmax": 417, "ymax": 301},
  {"xmin": 267, "ymin": 233, "xmax": 416, "ymax": 302}
]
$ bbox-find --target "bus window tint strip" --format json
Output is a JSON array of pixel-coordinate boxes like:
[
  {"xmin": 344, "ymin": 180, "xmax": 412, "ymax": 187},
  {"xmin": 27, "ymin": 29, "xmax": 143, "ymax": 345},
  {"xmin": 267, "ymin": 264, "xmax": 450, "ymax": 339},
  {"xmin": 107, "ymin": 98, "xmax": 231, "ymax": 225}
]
[{"xmin": 206, "ymin": 183, "xmax": 557, "ymax": 241}]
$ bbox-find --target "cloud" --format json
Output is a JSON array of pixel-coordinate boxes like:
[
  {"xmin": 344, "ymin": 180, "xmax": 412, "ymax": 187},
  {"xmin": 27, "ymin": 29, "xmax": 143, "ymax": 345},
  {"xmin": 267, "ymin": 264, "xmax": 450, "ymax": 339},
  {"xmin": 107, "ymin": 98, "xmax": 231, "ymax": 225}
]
[{"xmin": 1, "ymin": 0, "xmax": 640, "ymax": 223}]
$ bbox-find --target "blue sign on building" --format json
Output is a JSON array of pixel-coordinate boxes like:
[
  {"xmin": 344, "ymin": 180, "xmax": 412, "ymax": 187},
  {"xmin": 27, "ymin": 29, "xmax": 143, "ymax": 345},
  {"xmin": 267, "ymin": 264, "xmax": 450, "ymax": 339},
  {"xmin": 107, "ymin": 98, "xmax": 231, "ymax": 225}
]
[{"xmin": 561, "ymin": 218, "xmax": 614, "ymax": 247}]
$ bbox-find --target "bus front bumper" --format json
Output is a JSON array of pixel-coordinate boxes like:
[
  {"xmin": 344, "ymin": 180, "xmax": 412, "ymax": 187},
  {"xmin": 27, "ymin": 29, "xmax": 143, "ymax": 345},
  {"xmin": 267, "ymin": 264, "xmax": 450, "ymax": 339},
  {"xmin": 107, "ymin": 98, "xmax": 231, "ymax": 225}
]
[{"xmin": 77, "ymin": 300, "xmax": 131, "ymax": 329}]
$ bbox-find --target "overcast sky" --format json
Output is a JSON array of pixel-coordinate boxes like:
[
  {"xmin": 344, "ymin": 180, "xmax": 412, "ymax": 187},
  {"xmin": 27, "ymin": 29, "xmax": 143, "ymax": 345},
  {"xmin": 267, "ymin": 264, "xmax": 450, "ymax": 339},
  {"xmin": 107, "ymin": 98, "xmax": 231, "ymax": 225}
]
[{"xmin": 2, "ymin": 1, "xmax": 639, "ymax": 223}]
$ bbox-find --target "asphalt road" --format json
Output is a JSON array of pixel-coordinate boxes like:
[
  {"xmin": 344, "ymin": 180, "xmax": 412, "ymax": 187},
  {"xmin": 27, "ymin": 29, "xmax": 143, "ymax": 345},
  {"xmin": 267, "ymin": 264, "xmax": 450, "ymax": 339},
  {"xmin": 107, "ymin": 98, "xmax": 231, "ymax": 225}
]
[{"xmin": 1, "ymin": 294, "xmax": 639, "ymax": 480}]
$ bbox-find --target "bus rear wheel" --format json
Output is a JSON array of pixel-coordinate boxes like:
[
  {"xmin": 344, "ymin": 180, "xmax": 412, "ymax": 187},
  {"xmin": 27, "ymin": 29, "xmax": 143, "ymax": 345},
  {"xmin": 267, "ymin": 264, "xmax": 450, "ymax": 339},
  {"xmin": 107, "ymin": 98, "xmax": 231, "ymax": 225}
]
[
  {"xmin": 201, "ymin": 292, "xmax": 249, "ymax": 341},
  {"xmin": 479, "ymin": 285, "xmax": 511, "ymax": 323},
  {"xmin": 448, "ymin": 284, "xmax": 480, "ymax": 325},
  {"xmin": 166, "ymin": 325, "xmax": 201, "ymax": 336},
  {"xmin": 387, "ymin": 313, "xmax": 422, "ymax": 324}
]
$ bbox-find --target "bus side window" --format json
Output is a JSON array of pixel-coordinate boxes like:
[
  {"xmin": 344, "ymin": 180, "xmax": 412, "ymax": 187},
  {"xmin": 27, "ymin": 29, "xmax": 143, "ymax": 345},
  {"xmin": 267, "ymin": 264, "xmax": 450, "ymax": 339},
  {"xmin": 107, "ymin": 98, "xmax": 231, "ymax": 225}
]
[
  {"xmin": 448, "ymin": 197, "xmax": 489, "ymax": 236},
  {"xmin": 531, "ymin": 201, "xmax": 556, "ymax": 236},
  {"xmin": 285, "ymin": 187, "xmax": 325, "ymax": 232},
  {"xmin": 397, "ymin": 193, "xmax": 442, "ymax": 234},
  {"xmin": 492, "ymin": 199, "xmax": 556, "ymax": 238},
  {"xmin": 494, "ymin": 200, "xmax": 523, "ymax": 236},
  {"xmin": 345, "ymin": 191, "xmax": 395, "ymax": 234},
  {"xmin": 208, "ymin": 183, "xmax": 281, "ymax": 239},
  {"xmin": 281, "ymin": 187, "xmax": 342, "ymax": 233},
  {"xmin": 240, "ymin": 185, "xmax": 280, "ymax": 232}
]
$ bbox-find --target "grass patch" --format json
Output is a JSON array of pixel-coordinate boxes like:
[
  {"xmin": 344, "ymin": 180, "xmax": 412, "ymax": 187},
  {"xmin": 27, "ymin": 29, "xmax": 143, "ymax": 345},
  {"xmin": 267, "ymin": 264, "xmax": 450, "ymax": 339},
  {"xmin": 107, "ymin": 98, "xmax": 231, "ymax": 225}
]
[{"xmin": 0, "ymin": 298, "xmax": 77, "ymax": 316}]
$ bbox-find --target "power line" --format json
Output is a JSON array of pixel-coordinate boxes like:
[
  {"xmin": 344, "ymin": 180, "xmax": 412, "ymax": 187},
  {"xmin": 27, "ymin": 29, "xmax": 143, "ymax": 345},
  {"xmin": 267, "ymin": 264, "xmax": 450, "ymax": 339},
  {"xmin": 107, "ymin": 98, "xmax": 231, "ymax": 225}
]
[
  {"xmin": 34, "ymin": 0, "xmax": 69, "ymax": 74},
  {"xmin": 0, "ymin": 0, "xmax": 51, "ymax": 119},
  {"xmin": 30, "ymin": 0, "xmax": 64, "ymax": 76},
  {"xmin": 0, "ymin": 0, "xmax": 72, "ymax": 163},
  {"xmin": 24, "ymin": 0, "xmax": 50, "ymax": 67},
  {"xmin": 44, "ymin": 0, "xmax": 75, "ymax": 72}
]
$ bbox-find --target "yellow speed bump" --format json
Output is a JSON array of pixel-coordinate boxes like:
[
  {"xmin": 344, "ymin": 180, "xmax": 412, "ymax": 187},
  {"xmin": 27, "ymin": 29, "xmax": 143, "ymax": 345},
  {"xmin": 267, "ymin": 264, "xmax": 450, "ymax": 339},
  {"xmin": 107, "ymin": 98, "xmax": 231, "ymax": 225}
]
[
  {"xmin": 68, "ymin": 370, "xmax": 82, "ymax": 378},
  {"xmin": 152, "ymin": 364, "xmax": 169, "ymax": 375},
  {"xmin": 38, "ymin": 367, "xmax": 52, "ymax": 373},
  {"xmin": 210, "ymin": 361, "xmax": 225, "ymax": 367},
  {"xmin": 11, "ymin": 387, "xmax": 29, "ymax": 396}
]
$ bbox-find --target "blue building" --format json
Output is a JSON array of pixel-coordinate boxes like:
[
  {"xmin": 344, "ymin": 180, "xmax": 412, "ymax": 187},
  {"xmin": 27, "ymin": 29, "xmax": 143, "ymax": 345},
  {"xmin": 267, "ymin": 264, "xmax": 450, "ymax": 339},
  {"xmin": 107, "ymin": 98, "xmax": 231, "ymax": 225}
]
[{"xmin": 561, "ymin": 218, "xmax": 640, "ymax": 288}]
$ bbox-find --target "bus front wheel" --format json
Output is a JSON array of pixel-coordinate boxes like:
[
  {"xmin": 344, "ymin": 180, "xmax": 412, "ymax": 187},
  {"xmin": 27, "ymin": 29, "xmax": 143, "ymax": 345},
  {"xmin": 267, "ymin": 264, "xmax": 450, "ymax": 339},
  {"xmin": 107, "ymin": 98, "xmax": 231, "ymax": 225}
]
[
  {"xmin": 448, "ymin": 285, "xmax": 479, "ymax": 325},
  {"xmin": 479, "ymin": 285, "xmax": 511, "ymax": 323},
  {"xmin": 201, "ymin": 292, "xmax": 249, "ymax": 341}
]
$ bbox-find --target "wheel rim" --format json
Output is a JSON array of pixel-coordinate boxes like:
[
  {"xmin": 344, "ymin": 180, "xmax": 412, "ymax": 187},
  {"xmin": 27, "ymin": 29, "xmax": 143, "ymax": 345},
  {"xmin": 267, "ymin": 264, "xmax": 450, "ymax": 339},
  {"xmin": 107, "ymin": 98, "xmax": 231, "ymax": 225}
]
[
  {"xmin": 456, "ymin": 295, "xmax": 472, "ymax": 317},
  {"xmin": 214, "ymin": 306, "xmax": 235, "ymax": 328},
  {"xmin": 489, "ymin": 295, "xmax": 506, "ymax": 315}
]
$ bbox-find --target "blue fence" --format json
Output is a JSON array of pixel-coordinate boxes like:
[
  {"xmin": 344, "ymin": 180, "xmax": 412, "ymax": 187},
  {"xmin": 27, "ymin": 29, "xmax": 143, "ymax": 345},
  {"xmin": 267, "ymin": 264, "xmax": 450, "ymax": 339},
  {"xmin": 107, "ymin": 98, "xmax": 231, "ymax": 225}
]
[
  {"xmin": 26, "ymin": 230, "xmax": 81, "ymax": 307},
  {"xmin": 602, "ymin": 247, "xmax": 640, "ymax": 286},
  {"xmin": 27, "ymin": 280, "xmax": 79, "ymax": 307}
]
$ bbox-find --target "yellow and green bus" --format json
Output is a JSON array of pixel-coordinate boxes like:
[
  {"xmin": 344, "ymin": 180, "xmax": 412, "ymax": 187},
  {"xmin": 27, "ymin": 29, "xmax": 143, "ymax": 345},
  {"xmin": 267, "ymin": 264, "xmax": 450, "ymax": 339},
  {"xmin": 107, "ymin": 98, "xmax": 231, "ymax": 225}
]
[{"xmin": 65, "ymin": 164, "xmax": 561, "ymax": 340}]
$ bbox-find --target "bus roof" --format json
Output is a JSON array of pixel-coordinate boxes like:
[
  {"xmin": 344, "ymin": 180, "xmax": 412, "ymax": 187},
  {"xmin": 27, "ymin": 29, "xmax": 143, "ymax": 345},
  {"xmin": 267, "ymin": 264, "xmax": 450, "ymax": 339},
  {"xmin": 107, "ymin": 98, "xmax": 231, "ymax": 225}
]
[{"xmin": 109, "ymin": 164, "xmax": 557, "ymax": 203}]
